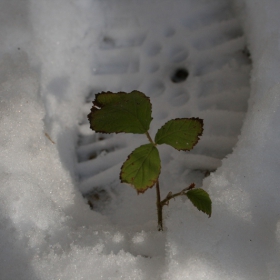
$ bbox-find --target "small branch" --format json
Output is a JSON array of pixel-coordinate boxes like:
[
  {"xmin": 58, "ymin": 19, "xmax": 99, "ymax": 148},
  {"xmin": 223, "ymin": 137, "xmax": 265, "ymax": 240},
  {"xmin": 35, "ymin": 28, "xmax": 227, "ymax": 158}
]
[
  {"xmin": 145, "ymin": 131, "xmax": 155, "ymax": 145},
  {"xmin": 160, "ymin": 183, "xmax": 195, "ymax": 207}
]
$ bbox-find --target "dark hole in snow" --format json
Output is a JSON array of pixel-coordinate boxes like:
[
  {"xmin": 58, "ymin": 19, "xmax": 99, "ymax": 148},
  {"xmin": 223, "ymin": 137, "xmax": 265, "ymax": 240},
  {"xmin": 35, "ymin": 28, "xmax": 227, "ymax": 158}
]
[
  {"xmin": 171, "ymin": 68, "xmax": 189, "ymax": 83},
  {"xmin": 85, "ymin": 189, "xmax": 111, "ymax": 210},
  {"xmin": 242, "ymin": 46, "xmax": 251, "ymax": 59}
]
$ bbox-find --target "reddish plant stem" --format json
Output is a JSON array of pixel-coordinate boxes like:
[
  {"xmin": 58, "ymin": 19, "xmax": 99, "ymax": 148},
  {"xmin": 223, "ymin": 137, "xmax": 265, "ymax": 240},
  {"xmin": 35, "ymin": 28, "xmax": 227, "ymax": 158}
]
[
  {"xmin": 144, "ymin": 131, "xmax": 194, "ymax": 231},
  {"xmin": 144, "ymin": 131, "xmax": 163, "ymax": 230},
  {"xmin": 156, "ymin": 181, "xmax": 163, "ymax": 231},
  {"xmin": 157, "ymin": 183, "xmax": 195, "ymax": 231}
]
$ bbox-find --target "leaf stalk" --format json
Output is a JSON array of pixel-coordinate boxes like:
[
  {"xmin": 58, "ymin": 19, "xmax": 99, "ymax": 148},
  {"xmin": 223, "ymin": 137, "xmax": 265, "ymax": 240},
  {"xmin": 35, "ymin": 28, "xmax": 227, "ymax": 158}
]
[{"xmin": 145, "ymin": 131, "xmax": 155, "ymax": 145}]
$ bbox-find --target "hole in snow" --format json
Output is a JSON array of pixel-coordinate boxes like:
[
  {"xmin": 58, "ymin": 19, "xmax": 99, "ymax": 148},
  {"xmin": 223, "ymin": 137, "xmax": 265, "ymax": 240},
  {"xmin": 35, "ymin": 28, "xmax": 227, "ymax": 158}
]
[
  {"xmin": 85, "ymin": 188, "xmax": 111, "ymax": 211},
  {"xmin": 171, "ymin": 68, "xmax": 189, "ymax": 83}
]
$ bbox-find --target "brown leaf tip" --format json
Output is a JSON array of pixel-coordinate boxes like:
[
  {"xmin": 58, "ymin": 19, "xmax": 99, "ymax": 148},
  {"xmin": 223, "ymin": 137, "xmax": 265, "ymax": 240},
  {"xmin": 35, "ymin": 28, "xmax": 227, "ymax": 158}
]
[
  {"xmin": 172, "ymin": 117, "xmax": 204, "ymax": 151},
  {"xmin": 189, "ymin": 117, "xmax": 204, "ymax": 135}
]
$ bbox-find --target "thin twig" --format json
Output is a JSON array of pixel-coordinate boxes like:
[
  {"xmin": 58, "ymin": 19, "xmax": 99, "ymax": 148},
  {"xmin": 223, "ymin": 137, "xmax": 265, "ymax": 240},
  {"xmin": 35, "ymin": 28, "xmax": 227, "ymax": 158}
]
[{"xmin": 45, "ymin": 132, "xmax": 55, "ymax": 144}]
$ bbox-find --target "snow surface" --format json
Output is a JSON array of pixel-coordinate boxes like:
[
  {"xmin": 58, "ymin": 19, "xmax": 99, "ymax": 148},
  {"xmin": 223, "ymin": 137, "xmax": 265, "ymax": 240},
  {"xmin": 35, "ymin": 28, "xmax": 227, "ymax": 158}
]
[{"xmin": 0, "ymin": 0, "xmax": 280, "ymax": 279}]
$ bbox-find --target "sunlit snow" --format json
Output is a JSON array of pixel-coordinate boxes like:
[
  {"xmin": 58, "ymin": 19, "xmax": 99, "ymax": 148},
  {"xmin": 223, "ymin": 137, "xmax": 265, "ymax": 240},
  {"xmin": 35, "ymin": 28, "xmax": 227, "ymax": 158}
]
[{"xmin": 0, "ymin": 0, "xmax": 280, "ymax": 279}]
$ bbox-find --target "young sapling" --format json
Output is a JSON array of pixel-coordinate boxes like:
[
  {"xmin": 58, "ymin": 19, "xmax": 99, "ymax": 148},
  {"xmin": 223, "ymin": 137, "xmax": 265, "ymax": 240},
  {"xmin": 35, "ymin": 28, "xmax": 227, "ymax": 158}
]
[{"xmin": 88, "ymin": 90, "xmax": 211, "ymax": 231}]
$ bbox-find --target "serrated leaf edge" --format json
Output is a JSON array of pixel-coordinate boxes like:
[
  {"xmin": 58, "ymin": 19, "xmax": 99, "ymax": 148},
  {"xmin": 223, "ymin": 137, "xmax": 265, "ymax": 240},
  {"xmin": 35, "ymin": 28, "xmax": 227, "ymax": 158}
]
[
  {"xmin": 94, "ymin": 91, "xmax": 126, "ymax": 107},
  {"xmin": 186, "ymin": 188, "xmax": 212, "ymax": 217},
  {"xmin": 155, "ymin": 117, "xmax": 204, "ymax": 151},
  {"xmin": 120, "ymin": 144, "xmax": 161, "ymax": 194},
  {"xmin": 88, "ymin": 91, "xmax": 153, "ymax": 135}
]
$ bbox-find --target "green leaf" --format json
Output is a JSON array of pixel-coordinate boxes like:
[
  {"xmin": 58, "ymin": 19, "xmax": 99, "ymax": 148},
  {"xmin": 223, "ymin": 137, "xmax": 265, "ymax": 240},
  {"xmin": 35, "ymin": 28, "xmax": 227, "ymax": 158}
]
[
  {"xmin": 154, "ymin": 118, "xmax": 203, "ymax": 151},
  {"xmin": 88, "ymin": 91, "xmax": 152, "ymax": 134},
  {"xmin": 120, "ymin": 143, "xmax": 161, "ymax": 194},
  {"xmin": 186, "ymin": 188, "xmax": 212, "ymax": 217}
]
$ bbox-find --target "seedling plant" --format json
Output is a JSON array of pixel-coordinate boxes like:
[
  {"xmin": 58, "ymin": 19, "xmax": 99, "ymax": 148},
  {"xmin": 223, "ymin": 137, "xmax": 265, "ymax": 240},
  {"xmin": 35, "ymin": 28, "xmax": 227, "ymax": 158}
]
[{"xmin": 88, "ymin": 91, "xmax": 211, "ymax": 231}]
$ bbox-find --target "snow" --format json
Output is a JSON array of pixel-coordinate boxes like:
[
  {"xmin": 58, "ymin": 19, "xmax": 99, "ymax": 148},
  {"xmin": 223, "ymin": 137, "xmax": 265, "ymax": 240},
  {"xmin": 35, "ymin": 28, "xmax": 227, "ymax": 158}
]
[{"xmin": 0, "ymin": 0, "xmax": 280, "ymax": 279}]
